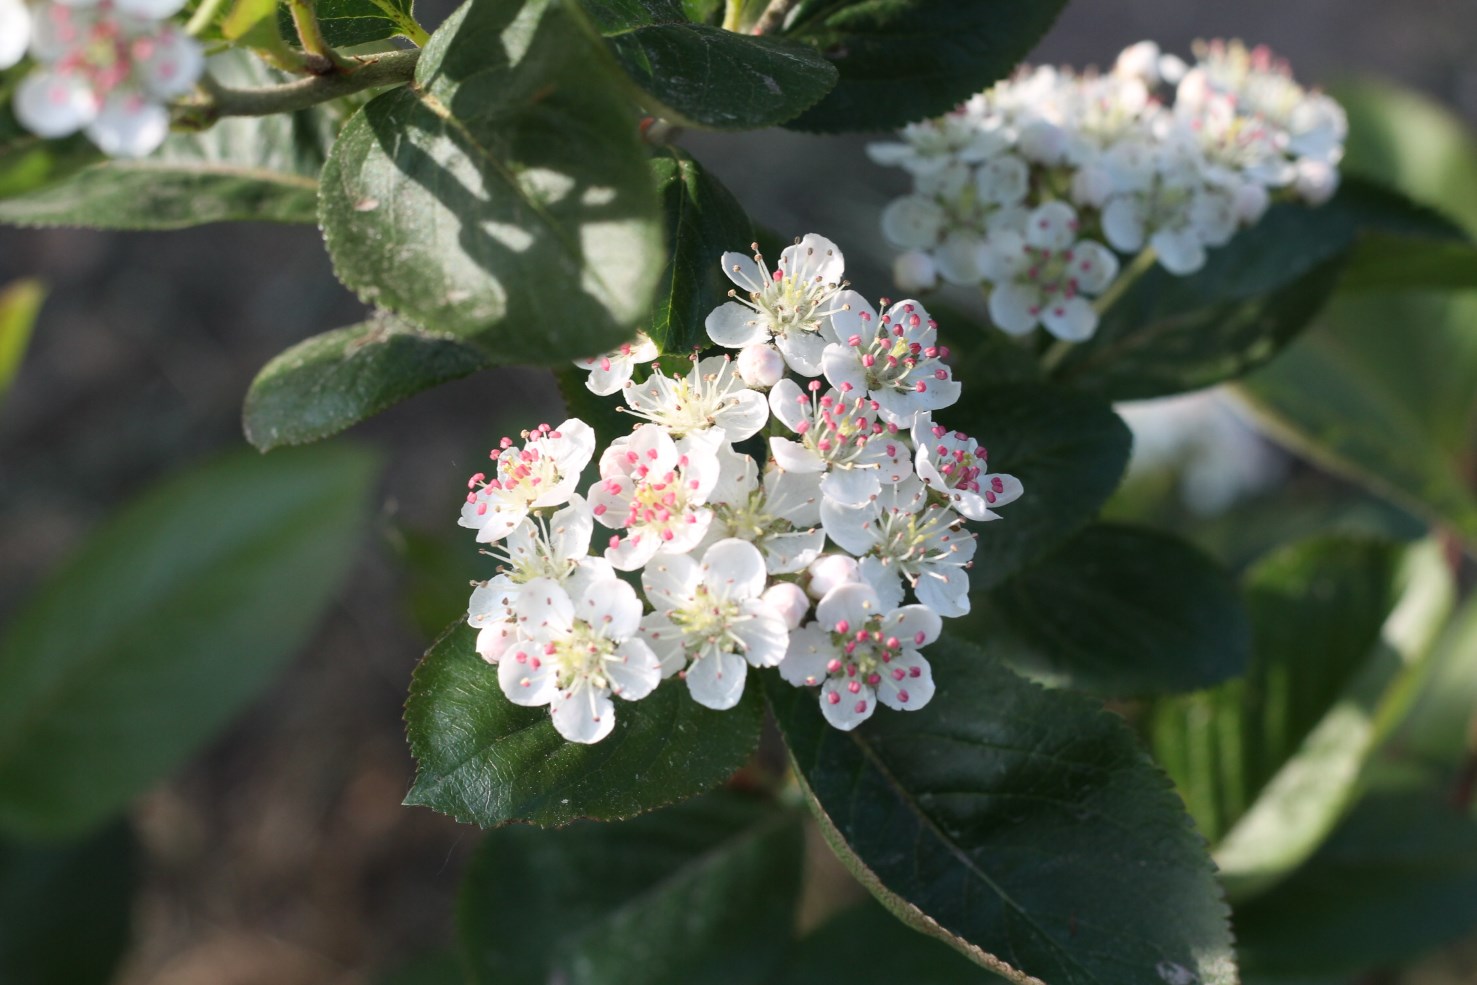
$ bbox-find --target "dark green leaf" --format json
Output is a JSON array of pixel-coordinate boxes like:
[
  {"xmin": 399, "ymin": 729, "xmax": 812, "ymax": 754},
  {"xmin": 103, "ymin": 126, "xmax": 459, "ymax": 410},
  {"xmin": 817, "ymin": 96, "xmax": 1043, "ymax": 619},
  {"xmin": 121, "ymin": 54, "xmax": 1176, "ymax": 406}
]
[
  {"xmin": 396, "ymin": 528, "xmax": 487, "ymax": 642},
  {"xmin": 1237, "ymin": 291, "xmax": 1477, "ymax": 551},
  {"xmin": 951, "ymin": 382, "xmax": 1131, "ymax": 591},
  {"xmin": 380, "ymin": 953, "xmax": 469, "ymax": 985},
  {"xmin": 0, "ymin": 279, "xmax": 44, "ymax": 407},
  {"xmin": 1050, "ymin": 198, "xmax": 1354, "ymax": 400},
  {"xmin": 0, "ymin": 823, "xmax": 135, "ymax": 985},
  {"xmin": 578, "ymin": 0, "xmax": 838, "ymax": 129},
  {"xmin": 1333, "ymin": 179, "xmax": 1477, "ymax": 291},
  {"xmin": 554, "ymin": 365, "xmax": 629, "ymax": 450},
  {"xmin": 0, "ymin": 53, "xmax": 332, "ymax": 230},
  {"xmin": 1236, "ymin": 793, "xmax": 1477, "ymax": 978},
  {"xmin": 780, "ymin": 0, "xmax": 1067, "ymax": 133},
  {"xmin": 0, "ymin": 121, "xmax": 97, "ymax": 201},
  {"xmin": 459, "ymin": 792, "xmax": 801, "ymax": 985},
  {"xmin": 278, "ymin": 0, "xmax": 426, "ymax": 47},
  {"xmin": 646, "ymin": 152, "xmax": 755, "ymax": 353},
  {"xmin": 318, "ymin": 0, "xmax": 663, "ymax": 365},
  {"xmin": 959, "ymin": 523, "xmax": 1250, "ymax": 697},
  {"xmin": 767, "ymin": 635, "xmax": 1237, "ymax": 985},
  {"xmin": 771, "ymin": 900, "xmax": 1006, "ymax": 985},
  {"xmin": 243, "ymin": 311, "xmax": 491, "ymax": 451},
  {"xmin": 1150, "ymin": 539, "xmax": 1453, "ymax": 900},
  {"xmin": 0, "ymin": 446, "xmax": 381, "ymax": 839},
  {"xmin": 1382, "ymin": 594, "xmax": 1477, "ymax": 770},
  {"xmin": 404, "ymin": 622, "xmax": 762, "ymax": 827},
  {"xmin": 931, "ymin": 302, "xmax": 1041, "ymax": 387}
]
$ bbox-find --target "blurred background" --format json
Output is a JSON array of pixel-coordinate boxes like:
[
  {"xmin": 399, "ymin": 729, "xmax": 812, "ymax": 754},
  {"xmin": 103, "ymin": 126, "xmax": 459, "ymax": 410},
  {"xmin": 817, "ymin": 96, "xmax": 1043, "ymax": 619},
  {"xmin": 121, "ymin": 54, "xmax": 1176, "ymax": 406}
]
[{"xmin": 2, "ymin": 0, "xmax": 1476, "ymax": 981}]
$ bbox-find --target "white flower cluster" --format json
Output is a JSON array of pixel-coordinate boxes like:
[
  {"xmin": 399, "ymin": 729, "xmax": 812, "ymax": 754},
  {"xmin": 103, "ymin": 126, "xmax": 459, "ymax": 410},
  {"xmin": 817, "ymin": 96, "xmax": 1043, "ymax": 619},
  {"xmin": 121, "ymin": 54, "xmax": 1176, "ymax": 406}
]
[
  {"xmin": 0, "ymin": 0, "xmax": 203, "ymax": 158},
  {"xmin": 458, "ymin": 234, "xmax": 1022, "ymax": 744},
  {"xmin": 870, "ymin": 39, "xmax": 1347, "ymax": 342}
]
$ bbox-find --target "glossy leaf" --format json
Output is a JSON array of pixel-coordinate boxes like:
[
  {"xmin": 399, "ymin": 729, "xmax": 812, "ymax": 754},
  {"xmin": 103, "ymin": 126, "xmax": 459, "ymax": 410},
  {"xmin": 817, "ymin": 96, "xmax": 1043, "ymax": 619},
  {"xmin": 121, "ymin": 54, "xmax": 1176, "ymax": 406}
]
[
  {"xmin": 578, "ymin": 0, "xmax": 838, "ymax": 129},
  {"xmin": 458, "ymin": 793, "xmax": 801, "ymax": 985},
  {"xmin": 1151, "ymin": 539, "xmax": 1453, "ymax": 901},
  {"xmin": 771, "ymin": 900, "xmax": 1006, "ymax": 985},
  {"xmin": 318, "ymin": 0, "xmax": 663, "ymax": 366},
  {"xmin": 961, "ymin": 523, "xmax": 1251, "ymax": 697},
  {"xmin": 1334, "ymin": 183, "xmax": 1475, "ymax": 291},
  {"xmin": 0, "ymin": 53, "xmax": 331, "ymax": 229},
  {"xmin": 781, "ymin": 0, "xmax": 1068, "ymax": 133},
  {"xmin": 1236, "ymin": 793, "xmax": 1477, "ymax": 978},
  {"xmin": 279, "ymin": 0, "xmax": 425, "ymax": 47},
  {"xmin": 0, "ymin": 823, "xmax": 136, "ymax": 985},
  {"xmin": 243, "ymin": 311, "xmax": 491, "ymax": 451},
  {"xmin": 0, "ymin": 279, "xmax": 44, "ymax": 406},
  {"xmin": 404, "ymin": 622, "xmax": 762, "ymax": 828},
  {"xmin": 767, "ymin": 635, "xmax": 1237, "ymax": 985},
  {"xmin": 0, "ymin": 446, "xmax": 380, "ymax": 839},
  {"xmin": 644, "ymin": 152, "xmax": 755, "ymax": 354},
  {"xmin": 952, "ymin": 381, "xmax": 1131, "ymax": 591}
]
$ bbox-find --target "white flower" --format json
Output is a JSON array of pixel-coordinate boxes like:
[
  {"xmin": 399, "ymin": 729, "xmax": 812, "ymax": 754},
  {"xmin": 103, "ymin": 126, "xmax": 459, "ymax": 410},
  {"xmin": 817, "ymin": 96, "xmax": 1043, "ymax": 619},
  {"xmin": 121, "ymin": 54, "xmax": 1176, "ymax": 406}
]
[
  {"xmin": 588, "ymin": 425, "xmax": 722, "ymax": 570},
  {"xmin": 891, "ymin": 250, "xmax": 938, "ymax": 293},
  {"xmin": 704, "ymin": 234, "xmax": 845, "ymax": 376},
  {"xmin": 761, "ymin": 581, "xmax": 809, "ymax": 629},
  {"xmin": 499, "ymin": 576, "xmax": 661, "ymax": 744},
  {"xmin": 983, "ymin": 202, "xmax": 1120, "ymax": 341},
  {"xmin": 572, "ymin": 333, "xmax": 658, "ymax": 396},
  {"xmin": 767, "ymin": 379, "xmax": 912, "ymax": 507},
  {"xmin": 621, "ymin": 354, "xmax": 767, "ymax": 442},
  {"xmin": 821, "ymin": 475, "xmax": 976, "ymax": 616},
  {"xmin": 736, "ymin": 343, "xmax": 785, "ymax": 388},
  {"xmin": 0, "ymin": 0, "xmax": 30, "ymax": 70},
  {"xmin": 460, "ymin": 419, "xmax": 596, "ymax": 544},
  {"xmin": 15, "ymin": 1, "xmax": 203, "ymax": 157},
  {"xmin": 866, "ymin": 112, "xmax": 1011, "ymax": 175},
  {"xmin": 806, "ymin": 553, "xmax": 861, "ymax": 600},
  {"xmin": 465, "ymin": 497, "xmax": 610, "ymax": 663},
  {"xmin": 778, "ymin": 583, "xmax": 940, "ymax": 730},
  {"xmin": 638, "ymin": 539, "xmax": 789, "ymax": 710},
  {"xmin": 701, "ymin": 442, "xmax": 824, "ymax": 574},
  {"xmin": 824, "ymin": 295, "xmax": 960, "ymax": 426},
  {"xmin": 911, "ymin": 418, "xmax": 1024, "ymax": 521}
]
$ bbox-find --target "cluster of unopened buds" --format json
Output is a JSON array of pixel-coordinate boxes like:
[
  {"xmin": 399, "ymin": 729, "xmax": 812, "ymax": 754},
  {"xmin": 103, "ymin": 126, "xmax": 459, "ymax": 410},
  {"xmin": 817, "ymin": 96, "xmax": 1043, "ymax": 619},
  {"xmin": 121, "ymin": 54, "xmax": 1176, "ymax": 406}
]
[
  {"xmin": 0, "ymin": 0, "xmax": 202, "ymax": 157},
  {"xmin": 871, "ymin": 39, "xmax": 1347, "ymax": 342},
  {"xmin": 459, "ymin": 234, "xmax": 1022, "ymax": 744}
]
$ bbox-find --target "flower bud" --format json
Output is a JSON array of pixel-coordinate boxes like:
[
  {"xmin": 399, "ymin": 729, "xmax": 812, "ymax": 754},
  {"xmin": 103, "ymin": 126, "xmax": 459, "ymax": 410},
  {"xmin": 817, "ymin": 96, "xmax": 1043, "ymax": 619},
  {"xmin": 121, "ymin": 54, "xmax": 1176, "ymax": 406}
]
[
  {"xmin": 1114, "ymin": 41, "xmax": 1161, "ymax": 84},
  {"xmin": 1071, "ymin": 163, "xmax": 1114, "ymax": 209},
  {"xmin": 1294, "ymin": 158, "xmax": 1339, "ymax": 206},
  {"xmin": 761, "ymin": 582, "xmax": 810, "ymax": 630},
  {"xmin": 806, "ymin": 554, "xmax": 860, "ymax": 600},
  {"xmin": 1017, "ymin": 119, "xmax": 1068, "ymax": 165},
  {"xmin": 737, "ymin": 343, "xmax": 785, "ymax": 388},
  {"xmin": 892, "ymin": 250, "xmax": 938, "ymax": 293}
]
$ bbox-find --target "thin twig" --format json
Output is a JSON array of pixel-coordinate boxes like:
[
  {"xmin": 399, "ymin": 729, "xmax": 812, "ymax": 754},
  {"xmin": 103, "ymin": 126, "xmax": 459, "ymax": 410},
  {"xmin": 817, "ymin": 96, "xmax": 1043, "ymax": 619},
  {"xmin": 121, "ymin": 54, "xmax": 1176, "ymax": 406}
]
[
  {"xmin": 752, "ymin": 0, "xmax": 801, "ymax": 34},
  {"xmin": 177, "ymin": 49, "xmax": 421, "ymax": 124}
]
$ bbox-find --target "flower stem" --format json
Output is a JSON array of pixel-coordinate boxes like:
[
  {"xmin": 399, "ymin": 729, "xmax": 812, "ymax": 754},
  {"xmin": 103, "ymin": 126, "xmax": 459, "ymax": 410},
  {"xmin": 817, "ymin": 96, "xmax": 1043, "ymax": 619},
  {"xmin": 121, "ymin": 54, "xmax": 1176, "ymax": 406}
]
[
  {"xmin": 752, "ymin": 0, "xmax": 801, "ymax": 34},
  {"xmin": 722, "ymin": 0, "xmax": 744, "ymax": 31},
  {"xmin": 286, "ymin": 0, "xmax": 343, "ymax": 73},
  {"xmin": 184, "ymin": 0, "xmax": 230, "ymax": 37},
  {"xmin": 1039, "ymin": 246, "xmax": 1157, "ymax": 374},
  {"xmin": 177, "ymin": 48, "xmax": 420, "ymax": 123}
]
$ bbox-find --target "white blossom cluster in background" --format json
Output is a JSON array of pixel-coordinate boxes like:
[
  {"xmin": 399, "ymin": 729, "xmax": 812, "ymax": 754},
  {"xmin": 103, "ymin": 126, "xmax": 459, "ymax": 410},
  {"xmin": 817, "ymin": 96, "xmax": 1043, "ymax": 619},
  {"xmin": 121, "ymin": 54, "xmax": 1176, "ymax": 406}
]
[
  {"xmin": 459, "ymin": 234, "xmax": 1023, "ymax": 744},
  {"xmin": 871, "ymin": 39, "xmax": 1348, "ymax": 342},
  {"xmin": 0, "ymin": 0, "xmax": 203, "ymax": 157}
]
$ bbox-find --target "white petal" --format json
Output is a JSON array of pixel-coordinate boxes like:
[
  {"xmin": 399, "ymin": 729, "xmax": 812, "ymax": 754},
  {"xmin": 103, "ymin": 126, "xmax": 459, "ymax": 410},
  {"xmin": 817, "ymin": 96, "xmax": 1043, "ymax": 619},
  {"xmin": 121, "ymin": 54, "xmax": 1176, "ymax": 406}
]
[
  {"xmin": 706, "ymin": 300, "xmax": 766, "ymax": 348},
  {"xmin": 499, "ymin": 644, "xmax": 557, "ymax": 706},
  {"xmin": 819, "ymin": 465, "xmax": 880, "ymax": 509},
  {"xmin": 975, "ymin": 154, "xmax": 1029, "ymax": 205},
  {"xmin": 476, "ymin": 621, "xmax": 518, "ymax": 664},
  {"xmin": 779, "ymin": 624, "xmax": 834, "ymax": 686},
  {"xmin": 780, "ymin": 233, "xmax": 844, "ymax": 286},
  {"xmin": 982, "ymin": 472, "xmax": 1024, "ymax": 510},
  {"xmin": 874, "ymin": 650, "xmax": 934, "ymax": 710},
  {"xmin": 641, "ymin": 552, "xmax": 701, "ymax": 611},
  {"xmin": 886, "ymin": 605, "xmax": 942, "ymax": 649},
  {"xmin": 547, "ymin": 418, "xmax": 596, "ymax": 476},
  {"xmin": 701, "ymin": 538, "xmax": 767, "ymax": 601},
  {"xmin": 765, "ymin": 467, "xmax": 822, "ymax": 525},
  {"xmin": 770, "ymin": 437, "xmax": 825, "ymax": 474},
  {"xmin": 732, "ymin": 605, "xmax": 790, "ymax": 667},
  {"xmin": 583, "ymin": 357, "xmax": 633, "ymax": 395},
  {"xmin": 86, "ymin": 92, "xmax": 170, "ymax": 159},
  {"xmin": 1150, "ymin": 227, "xmax": 1207, "ymax": 276},
  {"xmin": 988, "ymin": 281, "xmax": 1042, "ymax": 336},
  {"xmin": 820, "ymin": 678, "xmax": 876, "ymax": 730},
  {"xmin": 775, "ymin": 331, "xmax": 828, "ymax": 377},
  {"xmin": 135, "ymin": 27, "xmax": 204, "ymax": 99},
  {"xmin": 721, "ymin": 251, "xmax": 767, "ymax": 293},
  {"xmin": 576, "ymin": 576, "xmax": 642, "ymax": 639},
  {"xmin": 550, "ymin": 681, "xmax": 616, "ymax": 744},
  {"xmin": 709, "ymin": 441, "xmax": 759, "ymax": 506},
  {"xmin": 549, "ymin": 496, "xmax": 595, "ymax": 560},
  {"xmin": 13, "ymin": 70, "xmax": 97, "ymax": 139},
  {"xmin": 858, "ymin": 556, "xmax": 905, "ymax": 612},
  {"xmin": 0, "ymin": 0, "xmax": 30, "ymax": 70},
  {"xmin": 762, "ymin": 529, "xmax": 825, "ymax": 575},
  {"xmin": 880, "ymin": 196, "xmax": 945, "ymax": 250},
  {"xmin": 914, "ymin": 564, "xmax": 972, "ymax": 617},
  {"xmin": 1040, "ymin": 296, "xmax": 1098, "ymax": 342},
  {"xmin": 514, "ymin": 578, "xmax": 575, "ymax": 636},
  {"xmin": 1101, "ymin": 197, "xmax": 1148, "ymax": 253},
  {"xmin": 713, "ymin": 388, "xmax": 769, "ymax": 442},
  {"xmin": 639, "ymin": 613, "xmax": 689, "ymax": 677},
  {"xmin": 606, "ymin": 639, "xmax": 661, "ymax": 700},
  {"xmin": 819, "ymin": 496, "xmax": 877, "ymax": 555},
  {"xmin": 767, "ymin": 378, "xmax": 808, "ymax": 433},
  {"xmin": 115, "ymin": 0, "xmax": 188, "ymax": 16},
  {"xmin": 468, "ymin": 579, "xmax": 515, "ymax": 626},
  {"xmin": 819, "ymin": 344, "xmax": 867, "ymax": 396},
  {"xmin": 933, "ymin": 231, "xmax": 985, "ymax": 286},
  {"xmin": 1025, "ymin": 201, "xmax": 1079, "ymax": 251},
  {"xmin": 685, "ymin": 650, "xmax": 748, "ymax": 710},
  {"xmin": 816, "ymin": 582, "xmax": 882, "ymax": 632}
]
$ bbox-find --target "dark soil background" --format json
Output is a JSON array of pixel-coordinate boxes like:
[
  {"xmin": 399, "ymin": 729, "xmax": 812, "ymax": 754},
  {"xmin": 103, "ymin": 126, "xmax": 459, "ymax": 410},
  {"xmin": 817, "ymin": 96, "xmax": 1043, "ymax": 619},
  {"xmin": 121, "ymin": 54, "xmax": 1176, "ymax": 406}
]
[{"xmin": 1, "ymin": 2, "xmax": 1474, "ymax": 982}]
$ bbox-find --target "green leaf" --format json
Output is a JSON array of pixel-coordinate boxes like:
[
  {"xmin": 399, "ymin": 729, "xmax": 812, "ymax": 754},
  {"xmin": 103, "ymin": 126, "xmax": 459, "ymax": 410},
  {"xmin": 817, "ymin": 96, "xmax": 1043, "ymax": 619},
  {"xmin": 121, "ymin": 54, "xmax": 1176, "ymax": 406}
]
[
  {"xmin": 1237, "ymin": 291, "xmax": 1477, "ymax": 551},
  {"xmin": 577, "ymin": 0, "xmax": 838, "ymax": 129},
  {"xmin": 0, "ymin": 446, "xmax": 381, "ymax": 839},
  {"xmin": 396, "ymin": 528, "xmax": 487, "ymax": 642},
  {"xmin": 222, "ymin": 0, "xmax": 279, "ymax": 40},
  {"xmin": 1050, "ymin": 197, "xmax": 1355, "ymax": 400},
  {"xmin": 458, "ymin": 793, "xmax": 802, "ymax": 985},
  {"xmin": 950, "ymin": 381, "xmax": 1131, "ymax": 591},
  {"xmin": 780, "ymin": 0, "xmax": 1067, "ymax": 133},
  {"xmin": 1382, "ymin": 593, "xmax": 1477, "ymax": 770},
  {"xmin": 0, "ymin": 823, "xmax": 135, "ymax": 985},
  {"xmin": 1236, "ymin": 792, "xmax": 1477, "ymax": 978},
  {"xmin": 318, "ymin": 0, "xmax": 663, "ymax": 366},
  {"xmin": 0, "ymin": 53, "xmax": 331, "ymax": 230},
  {"xmin": 243, "ymin": 311, "xmax": 491, "ymax": 451},
  {"xmin": 1333, "ymin": 181, "xmax": 1477, "ymax": 292},
  {"xmin": 404, "ymin": 622, "xmax": 762, "ymax": 827},
  {"xmin": 1150, "ymin": 538, "xmax": 1453, "ymax": 902},
  {"xmin": 0, "ymin": 121, "xmax": 97, "ymax": 201},
  {"xmin": 278, "ymin": 0, "xmax": 425, "ymax": 47},
  {"xmin": 646, "ymin": 151, "xmax": 755, "ymax": 354},
  {"xmin": 766, "ymin": 635, "xmax": 1237, "ymax": 985},
  {"xmin": 771, "ymin": 900, "xmax": 1006, "ymax": 985},
  {"xmin": 0, "ymin": 279, "xmax": 44, "ymax": 407},
  {"xmin": 958, "ymin": 523, "xmax": 1251, "ymax": 697},
  {"xmin": 380, "ymin": 953, "xmax": 469, "ymax": 985}
]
